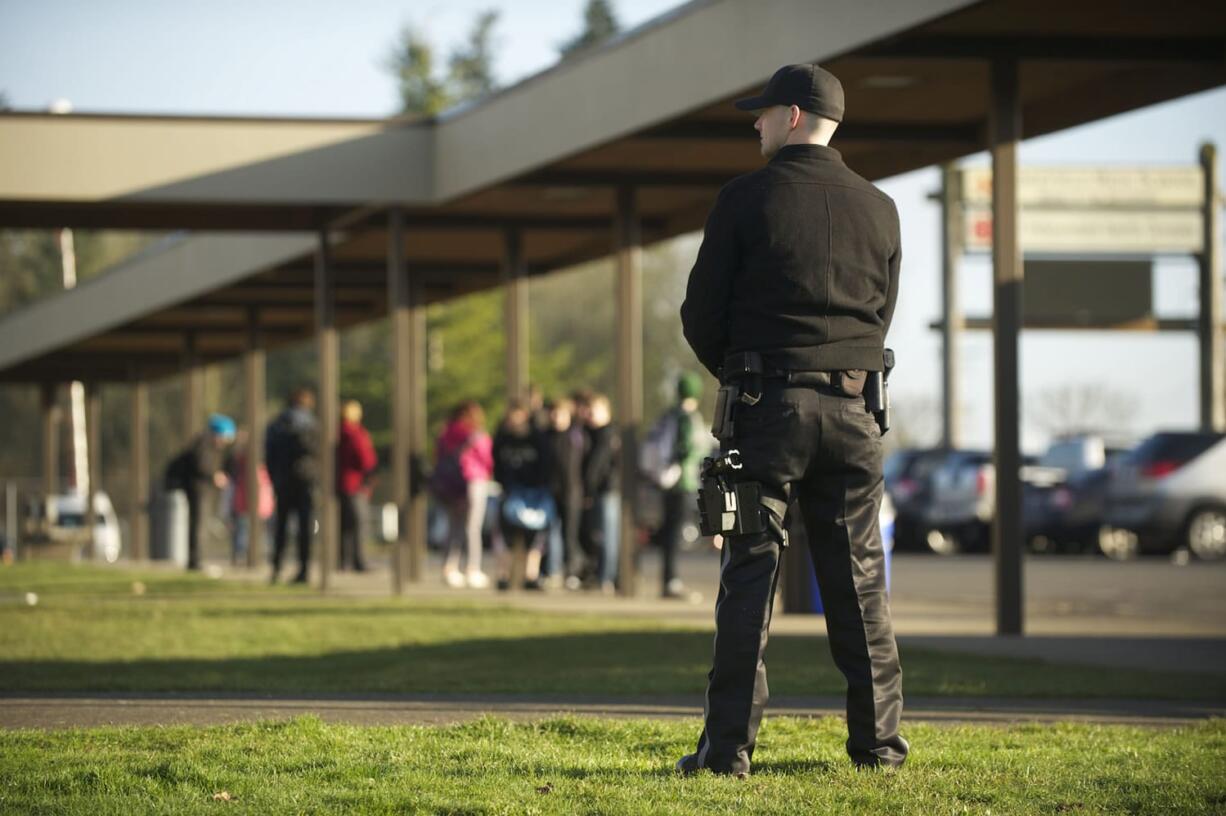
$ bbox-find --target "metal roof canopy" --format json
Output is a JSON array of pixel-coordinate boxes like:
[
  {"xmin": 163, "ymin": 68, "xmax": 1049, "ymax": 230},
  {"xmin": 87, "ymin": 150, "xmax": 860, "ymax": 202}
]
[{"xmin": 1, "ymin": 0, "xmax": 1225, "ymax": 383}]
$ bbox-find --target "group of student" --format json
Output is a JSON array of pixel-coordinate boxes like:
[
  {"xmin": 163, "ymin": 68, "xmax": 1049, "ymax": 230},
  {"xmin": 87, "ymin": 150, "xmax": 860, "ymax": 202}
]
[
  {"xmin": 163, "ymin": 386, "xmax": 376, "ymax": 582},
  {"xmin": 163, "ymin": 372, "xmax": 709, "ymax": 597},
  {"xmin": 434, "ymin": 374, "xmax": 710, "ymax": 598},
  {"xmin": 433, "ymin": 389, "xmax": 621, "ymax": 592}
]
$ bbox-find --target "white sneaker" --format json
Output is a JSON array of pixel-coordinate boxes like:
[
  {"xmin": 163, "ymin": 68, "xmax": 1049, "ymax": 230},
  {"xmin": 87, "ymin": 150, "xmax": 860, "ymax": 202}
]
[
  {"xmin": 465, "ymin": 570, "xmax": 491, "ymax": 589},
  {"xmin": 444, "ymin": 570, "xmax": 466, "ymax": 588}
]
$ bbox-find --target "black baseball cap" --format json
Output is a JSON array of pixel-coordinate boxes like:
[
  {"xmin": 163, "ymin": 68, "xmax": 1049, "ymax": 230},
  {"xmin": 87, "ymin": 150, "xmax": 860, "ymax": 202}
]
[{"xmin": 734, "ymin": 63, "xmax": 845, "ymax": 122}]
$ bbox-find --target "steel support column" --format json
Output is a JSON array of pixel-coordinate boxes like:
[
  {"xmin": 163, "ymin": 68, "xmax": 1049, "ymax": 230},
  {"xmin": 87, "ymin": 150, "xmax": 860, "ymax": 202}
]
[
  {"xmin": 129, "ymin": 380, "xmax": 149, "ymax": 561},
  {"xmin": 1199, "ymin": 143, "xmax": 1224, "ymax": 431},
  {"xmin": 989, "ymin": 58, "xmax": 1024, "ymax": 636},
  {"xmin": 85, "ymin": 383, "xmax": 102, "ymax": 559},
  {"xmin": 244, "ymin": 309, "xmax": 266, "ymax": 569},
  {"xmin": 614, "ymin": 186, "xmax": 643, "ymax": 597},
  {"xmin": 315, "ymin": 229, "xmax": 339, "ymax": 591},
  {"xmin": 503, "ymin": 228, "xmax": 529, "ymax": 402},
  {"xmin": 40, "ymin": 383, "xmax": 60, "ymax": 525},
  {"xmin": 940, "ymin": 163, "xmax": 964, "ymax": 449}
]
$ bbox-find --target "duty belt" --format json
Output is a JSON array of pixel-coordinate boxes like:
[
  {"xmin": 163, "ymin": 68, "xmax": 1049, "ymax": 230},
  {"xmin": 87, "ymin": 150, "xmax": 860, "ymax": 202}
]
[
  {"xmin": 719, "ymin": 351, "xmax": 839, "ymax": 390},
  {"xmin": 711, "ymin": 350, "xmax": 893, "ymax": 442}
]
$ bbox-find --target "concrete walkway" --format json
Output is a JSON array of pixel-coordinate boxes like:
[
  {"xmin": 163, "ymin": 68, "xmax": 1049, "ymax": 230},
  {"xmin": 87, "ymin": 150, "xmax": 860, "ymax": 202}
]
[{"xmin": 2, "ymin": 692, "xmax": 1221, "ymax": 730}]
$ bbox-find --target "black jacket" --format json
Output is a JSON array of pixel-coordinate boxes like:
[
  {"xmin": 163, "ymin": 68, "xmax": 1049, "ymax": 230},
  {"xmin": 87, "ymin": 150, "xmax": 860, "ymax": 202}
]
[
  {"xmin": 493, "ymin": 426, "xmax": 549, "ymax": 490},
  {"xmin": 547, "ymin": 426, "xmax": 584, "ymax": 500},
  {"xmin": 265, "ymin": 407, "xmax": 319, "ymax": 493},
  {"xmin": 680, "ymin": 144, "xmax": 901, "ymax": 376},
  {"xmin": 164, "ymin": 433, "xmax": 222, "ymax": 494},
  {"xmin": 582, "ymin": 424, "xmax": 619, "ymax": 496}
]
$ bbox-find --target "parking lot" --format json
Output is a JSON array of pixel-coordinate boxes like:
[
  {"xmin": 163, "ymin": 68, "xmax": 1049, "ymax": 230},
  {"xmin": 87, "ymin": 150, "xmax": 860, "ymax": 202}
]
[{"xmin": 885, "ymin": 552, "xmax": 1226, "ymax": 637}]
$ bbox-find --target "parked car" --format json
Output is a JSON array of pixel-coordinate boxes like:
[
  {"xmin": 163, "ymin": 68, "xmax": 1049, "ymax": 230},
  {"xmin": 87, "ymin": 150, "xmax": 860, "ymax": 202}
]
[
  {"xmin": 1103, "ymin": 431, "xmax": 1226, "ymax": 560},
  {"xmin": 921, "ymin": 450, "xmax": 994, "ymax": 554},
  {"xmin": 49, "ymin": 491, "xmax": 122, "ymax": 563},
  {"xmin": 1024, "ymin": 436, "xmax": 1132, "ymax": 554},
  {"xmin": 884, "ymin": 448, "xmax": 953, "ymax": 552}
]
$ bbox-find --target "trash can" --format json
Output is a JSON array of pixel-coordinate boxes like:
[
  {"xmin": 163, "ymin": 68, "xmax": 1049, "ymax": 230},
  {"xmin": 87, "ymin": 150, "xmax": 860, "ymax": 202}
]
[
  {"xmin": 149, "ymin": 489, "xmax": 189, "ymax": 567},
  {"xmin": 786, "ymin": 493, "xmax": 895, "ymax": 615}
]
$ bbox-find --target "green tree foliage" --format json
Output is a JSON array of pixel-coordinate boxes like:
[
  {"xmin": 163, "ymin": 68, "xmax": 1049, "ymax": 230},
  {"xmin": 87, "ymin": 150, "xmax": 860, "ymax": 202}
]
[
  {"xmin": 448, "ymin": 11, "xmax": 501, "ymax": 101},
  {"xmin": 559, "ymin": 0, "xmax": 621, "ymax": 58},
  {"xmin": 386, "ymin": 26, "xmax": 450, "ymax": 116}
]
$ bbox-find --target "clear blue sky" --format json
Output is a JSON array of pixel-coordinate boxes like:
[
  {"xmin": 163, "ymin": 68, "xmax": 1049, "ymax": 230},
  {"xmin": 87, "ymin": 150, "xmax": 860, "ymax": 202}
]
[{"xmin": 2, "ymin": 0, "xmax": 1224, "ymax": 451}]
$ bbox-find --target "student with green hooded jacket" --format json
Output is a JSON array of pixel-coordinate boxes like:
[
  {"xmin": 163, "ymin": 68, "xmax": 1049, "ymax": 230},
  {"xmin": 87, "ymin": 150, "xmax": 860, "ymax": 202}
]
[{"xmin": 654, "ymin": 372, "xmax": 711, "ymax": 599}]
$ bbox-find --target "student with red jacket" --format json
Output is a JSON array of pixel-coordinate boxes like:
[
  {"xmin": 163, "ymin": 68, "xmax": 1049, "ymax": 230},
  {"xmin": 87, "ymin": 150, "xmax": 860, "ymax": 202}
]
[{"xmin": 337, "ymin": 399, "xmax": 377, "ymax": 572}]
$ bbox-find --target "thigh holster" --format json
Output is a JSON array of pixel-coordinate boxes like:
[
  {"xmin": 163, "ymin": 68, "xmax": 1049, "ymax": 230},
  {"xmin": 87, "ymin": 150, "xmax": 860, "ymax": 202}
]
[{"xmin": 696, "ymin": 450, "xmax": 788, "ymax": 547}]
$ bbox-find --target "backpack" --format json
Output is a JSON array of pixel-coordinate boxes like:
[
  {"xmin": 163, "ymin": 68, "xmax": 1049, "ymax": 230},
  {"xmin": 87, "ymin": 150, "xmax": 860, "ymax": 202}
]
[
  {"xmin": 430, "ymin": 435, "xmax": 474, "ymax": 501},
  {"xmin": 640, "ymin": 410, "xmax": 682, "ymax": 489}
]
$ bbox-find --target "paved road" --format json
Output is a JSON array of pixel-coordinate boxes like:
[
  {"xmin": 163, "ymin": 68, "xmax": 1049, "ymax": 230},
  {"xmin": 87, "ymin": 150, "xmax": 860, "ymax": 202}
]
[{"xmin": 3, "ymin": 692, "xmax": 1220, "ymax": 730}]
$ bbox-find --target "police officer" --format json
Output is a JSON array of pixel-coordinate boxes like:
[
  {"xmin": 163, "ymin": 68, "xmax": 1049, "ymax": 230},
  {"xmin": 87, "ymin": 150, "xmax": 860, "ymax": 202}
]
[{"xmin": 676, "ymin": 63, "xmax": 907, "ymax": 776}]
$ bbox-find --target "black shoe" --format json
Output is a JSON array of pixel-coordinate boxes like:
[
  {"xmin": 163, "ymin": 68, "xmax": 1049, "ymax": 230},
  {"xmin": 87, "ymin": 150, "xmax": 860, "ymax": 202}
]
[
  {"xmin": 496, "ymin": 578, "xmax": 510, "ymax": 592},
  {"xmin": 675, "ymin": 753, "xmax": 701, "ymax": 775},
  {"xmin": 675, "ymin": 753, "xmax": 748, "ymax": 779},
  {"xmin": 522, "ymin": 578, "xmax": 543, "ymax": 591},
  {"xmin": 292, "ymin": 572, "xmax": 309, "ymax": 584}
]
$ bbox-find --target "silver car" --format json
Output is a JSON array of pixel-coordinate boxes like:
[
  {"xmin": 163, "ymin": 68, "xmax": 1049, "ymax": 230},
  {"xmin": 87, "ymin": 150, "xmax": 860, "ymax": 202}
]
[{"xmin": 1103, "ymin": 431, "xmax": 1226, "ymax": 560}]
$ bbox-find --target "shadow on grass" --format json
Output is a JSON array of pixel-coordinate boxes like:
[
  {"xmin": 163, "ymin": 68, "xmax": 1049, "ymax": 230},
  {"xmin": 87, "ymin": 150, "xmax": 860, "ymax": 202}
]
[
  {"xmin": 750, "ymin": 758, "xmax": 839, "ymax": 776},
  {"xmin": 2, "ymin": 630, "xmax": 1224, "ymax": 700}
]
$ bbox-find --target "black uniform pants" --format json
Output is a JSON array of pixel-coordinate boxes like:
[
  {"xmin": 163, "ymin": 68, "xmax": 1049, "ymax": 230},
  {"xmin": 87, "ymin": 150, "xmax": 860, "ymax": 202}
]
[
  {"xmin": 694, "ymin": 381, "xmax": 907, "ymax": 772},
  {"xmin": 272, "ymin": 485, "xmax": 313, "ymax": 578}
]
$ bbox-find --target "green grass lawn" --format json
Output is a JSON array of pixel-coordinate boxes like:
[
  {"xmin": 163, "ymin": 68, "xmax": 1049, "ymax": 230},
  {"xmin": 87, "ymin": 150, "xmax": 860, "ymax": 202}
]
[
  {"xmin": 2, "ymin": 716, "xmax": 1224, "ymax": 815},
  {"xmin": 2, "ymin": 562, "xmax": 1224, "ymax": 700}
]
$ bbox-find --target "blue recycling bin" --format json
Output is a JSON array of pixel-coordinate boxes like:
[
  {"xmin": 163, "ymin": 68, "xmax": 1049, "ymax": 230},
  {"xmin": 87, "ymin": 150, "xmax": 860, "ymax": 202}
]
[{"xmin": 809, "ymin": 505, "xmax": 894, "ymax": 614}]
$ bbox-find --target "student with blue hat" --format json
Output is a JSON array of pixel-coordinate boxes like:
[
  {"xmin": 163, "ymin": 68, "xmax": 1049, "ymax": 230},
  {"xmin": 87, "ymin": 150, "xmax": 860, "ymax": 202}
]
[{"xmin": 163, "ymin": 412, "xmax": 237, "ymax": 570}]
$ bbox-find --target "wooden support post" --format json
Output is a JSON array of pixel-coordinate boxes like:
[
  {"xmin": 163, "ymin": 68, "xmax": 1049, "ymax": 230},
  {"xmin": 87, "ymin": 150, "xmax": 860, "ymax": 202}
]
[
  {"xmin": 182, "ymin": 333, "xmax": 202, "ymax": 443},
  {"xmin": 990, "ymin": 58, "xmax": 1024, "ymax": 637},
  {"xmin": 940, "ymin": 163, "xmax": 964, "ymax": 449},
  {"xmin": 244, "ymin": 309, "xmax": 266, "ymax": 569},
  {"xmin": 316, "ymin": 229, "xmax": 339, "ymax": 591},
  {"xmin": 1199, "ymin": 143, "xmax": 1224, "ymax": 431},
  {"xmin": 85, "ymin": 383, "xmax": 102, "ymax": 559},
  {"xmin": 129, "ymin": 380, "xmax": 149, "ymax": 561},
  {"xmin": 503, "ymin": 228, "xmax": 529, "ymax": 402},
  {"xmin": 407, "ymin": 256, "xmax": 428, "ymax": 583},
  {"xmin": 389, "ymin": 209, "xmax": 412, "ymax": 592},
  {"xmin": 40, "ymin": 383, "xmax": 60, "ymax": 525},
  {"xmin": 614, "ymin": 186, "xmax": 643, "ymax": 598}
]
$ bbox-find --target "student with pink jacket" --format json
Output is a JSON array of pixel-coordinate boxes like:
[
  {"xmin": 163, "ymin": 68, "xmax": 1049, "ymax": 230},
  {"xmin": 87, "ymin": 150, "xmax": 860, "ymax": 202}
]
[{"xmin": 434, "ymin": 401, "xmax": 494, "ymax": 588}]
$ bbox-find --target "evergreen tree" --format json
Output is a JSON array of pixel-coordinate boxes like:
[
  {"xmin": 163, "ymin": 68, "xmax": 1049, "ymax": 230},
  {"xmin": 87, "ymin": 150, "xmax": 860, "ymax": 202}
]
[{"xmin": 559, "ymin": 0, "xmax": 621, "ymax": 59}]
